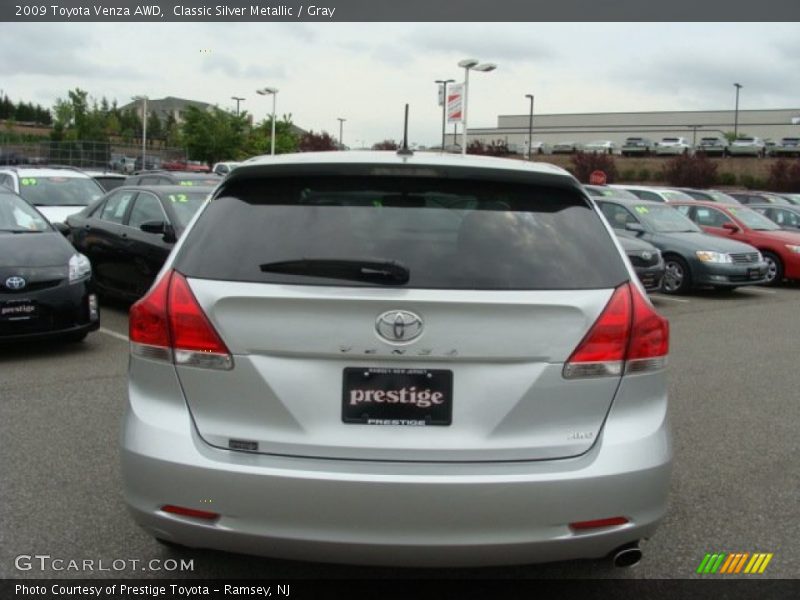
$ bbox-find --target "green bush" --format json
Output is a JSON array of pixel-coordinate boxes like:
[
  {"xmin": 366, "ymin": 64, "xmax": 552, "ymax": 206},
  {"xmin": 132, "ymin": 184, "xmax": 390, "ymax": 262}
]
[
  {"xmin": 718, "ymin": 172, "xmax": 737, "ymax": 186},
  {"xmin": 620, "ymin": 168, "xmax": 636, "ymax": 182},
  {"xmin": 739, "ymin": 174, "xmax": 767, "ymax": 189},
  {"xmin": 637, "ymin": 168, "xmax": 651, "ymax": 182}
]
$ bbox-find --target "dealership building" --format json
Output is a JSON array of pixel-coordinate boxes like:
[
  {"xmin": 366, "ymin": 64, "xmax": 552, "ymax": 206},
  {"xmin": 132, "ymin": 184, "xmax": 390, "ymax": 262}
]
[{"xmin": 451, "ymin": 108, "xmax": 800, "ymax": 152}]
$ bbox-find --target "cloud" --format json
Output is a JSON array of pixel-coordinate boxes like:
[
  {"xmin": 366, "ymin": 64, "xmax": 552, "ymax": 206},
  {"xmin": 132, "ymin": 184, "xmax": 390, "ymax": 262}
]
[
  {"xmin": 405, "ymin": 26, "xmax": 556, "ymax": 62},
  {"xmin": 0, "ymin": 24, "xmax": 143, "ymax": 79},
  {"xmin": 201, "ymin": 53, "xmax": 286, "ymax": 79}
]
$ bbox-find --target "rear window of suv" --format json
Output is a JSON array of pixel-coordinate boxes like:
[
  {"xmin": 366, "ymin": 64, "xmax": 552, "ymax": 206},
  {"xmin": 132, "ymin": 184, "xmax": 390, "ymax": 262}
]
[{"xmin": 175, "ymin": 175, "xmax": 628, "ymax": 290}]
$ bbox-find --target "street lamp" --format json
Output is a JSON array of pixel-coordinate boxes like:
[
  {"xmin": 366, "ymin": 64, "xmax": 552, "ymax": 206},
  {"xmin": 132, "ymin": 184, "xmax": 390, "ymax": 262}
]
[
  {"xmin": 435, "ymin": 79, "xmax": 455, "ymax": 152},
  {"xmin": 231, "ymin": 96, "xmax": 245, "ymax": 116},
  {"xmin": 458, "ymin": 58, "xmax": 497, "ymax": 155},
  {"xmin": 337, "ymin": 117, "xmax": 346, "ymax": 149},
  {"xmin": 132, "ymin": 95, "xmax": 148, "ymax": 169},
  {"xmin": 256, "ymin": 87, "xmax": 278, "ymax": 155},
  {"xmin": 733, "ymin": 83, "xmax": 743, "ymax": 139},
  {"xmin": 525, "ymin": 94, "xmax": 534, "ymax": 160}
]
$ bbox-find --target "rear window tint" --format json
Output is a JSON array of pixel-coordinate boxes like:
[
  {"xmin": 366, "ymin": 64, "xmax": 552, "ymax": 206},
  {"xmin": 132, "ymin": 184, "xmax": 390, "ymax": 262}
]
[{"xmin": 175, "ymin": 176, "xmax": 628, "ymax": 290}]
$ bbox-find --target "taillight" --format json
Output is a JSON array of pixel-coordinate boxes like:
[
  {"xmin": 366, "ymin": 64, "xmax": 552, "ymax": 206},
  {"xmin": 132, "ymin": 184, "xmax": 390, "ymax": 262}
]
[
  {"xmin": 563, "ymin": 282, "xmax": 668, "ymax": 379},
  {"xmin": 129, "ymin": 273, "xmax": 172, "ymax": 362},
  {"xmin": 161, "ymin": 505, "xmax": 220, "ymax": 521},
  {"xmin": 129, "ymin": 270, "xmax": 233, "ymax": 370}
]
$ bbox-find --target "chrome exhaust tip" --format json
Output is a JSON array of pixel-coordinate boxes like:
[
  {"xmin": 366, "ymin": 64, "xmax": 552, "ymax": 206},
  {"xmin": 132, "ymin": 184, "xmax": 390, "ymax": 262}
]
[{"xmin": 612, "ymin": 543, "xmax": 642, "ymax": 568}]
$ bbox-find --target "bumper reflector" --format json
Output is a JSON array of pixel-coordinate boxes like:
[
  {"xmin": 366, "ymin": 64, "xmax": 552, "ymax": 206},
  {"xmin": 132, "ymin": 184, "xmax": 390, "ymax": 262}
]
[
  {"xmin": 161, "ymin": 505, "xmax": 219, "ymax": 521},
  {"xmin": 569, "ymin": 517, "xmax": 629, "ymax": 531}
]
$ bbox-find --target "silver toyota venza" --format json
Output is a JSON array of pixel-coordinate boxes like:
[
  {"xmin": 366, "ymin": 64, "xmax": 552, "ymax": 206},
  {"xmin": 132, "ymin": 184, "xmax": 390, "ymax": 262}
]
[{"xmin": 121, "ymin": 151, "xmax": 671, "ymax": 567}]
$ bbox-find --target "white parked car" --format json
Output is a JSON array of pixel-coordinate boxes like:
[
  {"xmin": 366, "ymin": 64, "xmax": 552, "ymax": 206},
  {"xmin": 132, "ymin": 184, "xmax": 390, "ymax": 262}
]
[
  {"xmin": 552, "ymin": 141, "xmax": 583, "ymax": 154},
  {"xmin": 770, "ymin": 137, "xmax": 800, "ymax": 158},
  {"xmin": 0, "ymin": 166, "xmax": 105, "ymax": 223},
  {"xmin": 654, "ymin": 137, "xmax": 692, "ymax": 156},
  {"xmin": 584, "ymin": 140, "xmax": 618, "ymax": 155},
  {"xmin": 727, "ymin": 137, "xmax": 766, "ymax": 157},
  {"xmin": 527, "ymin": 141, "xmax": 551, "ymax": 155},
  {"xmin": 611, "ymin": 185, "xmax": 696, "ymax": 203}
]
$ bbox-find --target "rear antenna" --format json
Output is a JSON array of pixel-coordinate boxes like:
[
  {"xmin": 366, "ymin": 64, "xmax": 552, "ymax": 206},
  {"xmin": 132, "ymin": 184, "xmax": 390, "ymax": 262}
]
[{"xmin": 397, "ymin": 104, "xmax": 413, "ymax": 156}]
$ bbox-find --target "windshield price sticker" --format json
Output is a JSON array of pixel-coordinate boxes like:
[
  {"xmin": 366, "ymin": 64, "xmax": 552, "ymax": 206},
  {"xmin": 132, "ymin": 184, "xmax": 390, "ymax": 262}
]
[
  {"xmin": 635, "ymin": 206, "xmax": 650, "ymax": 214},
  {"xmin": 168, "ymin": 194, "xmax": 189, "ymax": 203},
  {"xmin": 20, "ymin": 178, "xmax": 38, "ymax": 186}
]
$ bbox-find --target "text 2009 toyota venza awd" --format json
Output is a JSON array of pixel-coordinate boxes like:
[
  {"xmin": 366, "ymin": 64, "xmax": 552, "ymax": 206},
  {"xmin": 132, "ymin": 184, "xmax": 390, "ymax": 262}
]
[{"xmin": 120, "ymin": 151, "xmax": 671, "ymax": 567}]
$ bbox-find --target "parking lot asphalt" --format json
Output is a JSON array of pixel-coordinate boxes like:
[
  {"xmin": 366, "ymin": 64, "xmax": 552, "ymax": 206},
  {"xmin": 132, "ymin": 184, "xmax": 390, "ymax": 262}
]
[{"xmin": 1, "ymin": 285, "xmax": 798, "ymax": 580}]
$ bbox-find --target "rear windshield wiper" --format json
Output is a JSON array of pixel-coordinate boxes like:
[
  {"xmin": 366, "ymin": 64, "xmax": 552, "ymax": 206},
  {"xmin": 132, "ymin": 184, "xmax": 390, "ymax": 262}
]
[{"xmin": 260, "ymin": 258, "xmax": 410, "ymax": 285}]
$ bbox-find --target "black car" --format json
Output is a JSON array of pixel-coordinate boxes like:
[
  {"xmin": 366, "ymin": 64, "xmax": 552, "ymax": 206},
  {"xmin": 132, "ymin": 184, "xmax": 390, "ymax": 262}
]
[
  {"xmin": 595, "ymin": 197, "xmax": 768, "ymax": 294},
  {"xmin": 617, "ymin": 234, "xmax": 665, "ymax": 292},
  {"xmin": 124, "ymin": 170, "xmax": 221, "ymax": 187},
  {"xmin": 67, "ymin": 185, "xmax": 212, "ymax": 300},
  {"xmin": 0, "ymin": 188, "xmax": 99, "ymax": 343}
]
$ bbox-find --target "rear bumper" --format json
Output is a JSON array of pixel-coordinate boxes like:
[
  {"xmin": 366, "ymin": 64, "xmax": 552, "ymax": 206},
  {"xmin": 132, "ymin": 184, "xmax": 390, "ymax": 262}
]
[{"xmin": 121, "ymin": 363, "xmax": 672, "ymax": 567}]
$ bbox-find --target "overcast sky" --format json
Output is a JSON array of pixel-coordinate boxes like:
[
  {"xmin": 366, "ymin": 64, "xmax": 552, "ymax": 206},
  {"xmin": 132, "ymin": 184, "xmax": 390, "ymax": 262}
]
[{"xmin": 1, "ymin": 22, "xmax": 799, "ymax": 147}]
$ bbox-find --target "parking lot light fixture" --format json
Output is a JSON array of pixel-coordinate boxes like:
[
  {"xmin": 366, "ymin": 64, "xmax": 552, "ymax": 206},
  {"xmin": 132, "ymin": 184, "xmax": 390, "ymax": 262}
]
[
  {"xmin": 458, "ymin": 58, "xmax": 498, "ymax": 155},
  {"xmin": 733, "ymin": 83, "xmax": 743, "ymax": 139},
  {"xmin": 132, "ymin": 95, "xmax": 148, "ymax": 169},
  {"xmin": 256, "ymin": 87, "xmax": 279, "ymax": 155},
  {"xmin": 435, "ymin": 79, "xmax": 455, "ymax": 152},
  {"xmin": 337, "ymin": 118, "xmax": 346, "ymax": 149},
  {"xmin": 231, "ymin": 96, "xmax": 245, "ymax": 116},
  {"xmin": 525, "ymin": 94, "xmax": 534, "ymax": 160}
]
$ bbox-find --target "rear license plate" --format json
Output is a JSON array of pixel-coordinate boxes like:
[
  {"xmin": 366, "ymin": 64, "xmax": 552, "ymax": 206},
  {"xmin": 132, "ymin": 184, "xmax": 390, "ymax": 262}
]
[
  {"xmin": 0, "ymin": 300, "xmax": 38, "ymax": 320},
  {"xmin": 342, "ymin": 367, "xmax": 453, "ymax": 426},
  {"xmin": 748, "ymin": 268, "xmax": 762, "ymax": 280}
]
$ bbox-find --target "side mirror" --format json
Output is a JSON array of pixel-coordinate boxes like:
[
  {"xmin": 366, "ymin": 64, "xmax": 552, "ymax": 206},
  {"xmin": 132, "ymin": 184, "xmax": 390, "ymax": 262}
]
[
  {"xmin": 53, "ymin": 222, "xmax": 70, "ymax": 236},
  {"xmin": 162, "ymin": 224, "xmax": 177, "ymax": 244},
  {"xmin": 625, "ymin": 222, "xmax": 645, "ymax": 234},
  {"xmin": 722, "ymin": 222, "xmax": 739, "ymax": 233},
  {"xmin": 140, "ymin": 220, "xmax": 166, "ymax": 234}
]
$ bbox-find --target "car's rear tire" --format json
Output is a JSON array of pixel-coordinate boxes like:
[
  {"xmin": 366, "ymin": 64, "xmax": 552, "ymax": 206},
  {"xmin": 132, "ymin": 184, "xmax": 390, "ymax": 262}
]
[
  {"xmin": 762, "ymin": 251, "xmax": 784, "ymax": 286},
  {"xmin": 662, "ymin": 255, "xmax": 691, "ymax": 294}
]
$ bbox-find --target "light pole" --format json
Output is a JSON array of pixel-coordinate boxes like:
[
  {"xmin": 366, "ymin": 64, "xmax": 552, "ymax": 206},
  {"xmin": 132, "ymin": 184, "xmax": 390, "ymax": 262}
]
[
  {"xmin": 525, "ymin": 94, "xmax": 534, "ymax": 160},
  {"xmin": 256, "ymin": 87, "xmax": 278, "ymax": 155},
  {"xmin": 458, "ymin": 58, "xmax": 497, "ymax": 155},
  {"xmin": 435, "ymin": 79, "xmax": 454, "ymax": 151},
  {"xmin": 733, "ymin": 83, "xmax": 743, "ymax": 139},
  {"xmin": 337, "ymin": 117, "xmax": 346, "ymax": 149},
  {"xmin": 132, "ymin": 95, "xmax": 148, "ymax": 169},
  {"xmin": 231, "ymin": 96, "xmax": 245, "ymax": 116}
]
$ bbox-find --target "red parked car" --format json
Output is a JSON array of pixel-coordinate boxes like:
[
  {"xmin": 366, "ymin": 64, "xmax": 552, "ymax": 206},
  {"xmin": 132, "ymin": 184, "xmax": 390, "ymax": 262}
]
[{"xmin": 672, "ymin": 200, "xmax": 800, "ymax": 285}]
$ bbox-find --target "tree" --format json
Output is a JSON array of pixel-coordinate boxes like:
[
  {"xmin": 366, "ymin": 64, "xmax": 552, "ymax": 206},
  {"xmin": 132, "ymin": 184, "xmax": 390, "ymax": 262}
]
[
  {"xmin": 372, "ymin": 140, "xmax": 399, "ymax": 150},
  {"xmin": 569, "ymin": 152, "xmax": 619, "ymax": 184},
  {"xmin": 147, "ymin": 111, "xmax": 163, "ymax": 141},
  {"xmin": 662, "ymin": 154, "xmax": 718, "ymax": 188},
  {"xmin": 180, "ymin": 106, "xmax": 249, "ymax": 165},
  {"xmin": 467, "ymin": 139, "xmax": 512, "ymax": 156},
  {"xmin": 724, "ymin": 131, "xmax": 747, "ymax": 143},
  {"xmin": 766, "ymin": 158, "xmax": 800, "ymax": 192},
  {"xmin": 243, "ymin": 114, "xmax": 298, "ymax": 156},
  {"xmin": 298, "ymin": 130, "xmax": 338, "ymax": 152}
]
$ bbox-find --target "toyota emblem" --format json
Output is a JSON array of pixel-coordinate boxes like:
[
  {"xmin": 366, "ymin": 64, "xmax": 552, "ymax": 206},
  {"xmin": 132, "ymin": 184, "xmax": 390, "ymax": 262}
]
[
  {"xmin": 375, "ymin": 310, "xmax": 423, "ymax": 344},
  {"xmin": 4, "ymin": 276, "xmax": 26, "ymax": 290}
]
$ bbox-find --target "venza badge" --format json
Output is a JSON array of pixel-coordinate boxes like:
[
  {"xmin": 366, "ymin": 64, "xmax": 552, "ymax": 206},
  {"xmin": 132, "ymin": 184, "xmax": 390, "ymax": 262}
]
[{"xmin": 375, "ymin": 310, "xmax": 423, "ymax": 343}]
